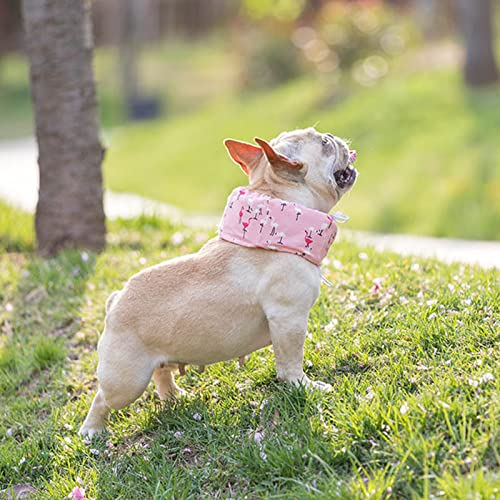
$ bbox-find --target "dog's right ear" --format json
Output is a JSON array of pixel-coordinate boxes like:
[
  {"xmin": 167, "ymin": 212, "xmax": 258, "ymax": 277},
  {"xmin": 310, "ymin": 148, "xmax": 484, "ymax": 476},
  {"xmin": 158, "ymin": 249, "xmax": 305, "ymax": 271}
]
[{"xmin": 224, "ymin": 139, "xmax": 263, "ymax": 176}]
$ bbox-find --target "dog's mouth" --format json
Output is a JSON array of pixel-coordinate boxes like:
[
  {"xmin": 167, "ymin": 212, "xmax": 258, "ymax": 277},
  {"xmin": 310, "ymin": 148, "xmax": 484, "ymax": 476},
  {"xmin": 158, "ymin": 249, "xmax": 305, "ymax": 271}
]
[{"xmin": 334, "ymin": 165, "xmax": 357, "ymax": 189}]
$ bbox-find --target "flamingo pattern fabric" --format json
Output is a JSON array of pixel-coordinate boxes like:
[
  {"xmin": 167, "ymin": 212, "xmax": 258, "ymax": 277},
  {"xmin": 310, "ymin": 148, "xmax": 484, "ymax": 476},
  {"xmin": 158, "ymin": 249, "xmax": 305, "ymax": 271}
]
[{"xmin": 218, "ymin": 187, "xmax": 338, "ymax": 266}]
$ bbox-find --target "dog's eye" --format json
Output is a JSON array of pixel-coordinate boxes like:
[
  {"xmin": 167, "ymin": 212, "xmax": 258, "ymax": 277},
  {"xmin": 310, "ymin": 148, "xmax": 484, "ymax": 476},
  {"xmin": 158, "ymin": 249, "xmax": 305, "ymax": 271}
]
[{"xmin": 321, "ymin": 136, "xmax": 328, "ymax": 145}]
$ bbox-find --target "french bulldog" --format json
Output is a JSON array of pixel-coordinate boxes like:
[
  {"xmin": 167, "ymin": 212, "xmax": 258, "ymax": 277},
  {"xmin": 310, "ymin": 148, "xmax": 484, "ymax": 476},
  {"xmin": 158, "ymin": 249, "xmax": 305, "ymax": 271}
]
[{"xmin": 80, "ymin": 127, "xmax": 357, "ymax": 437}]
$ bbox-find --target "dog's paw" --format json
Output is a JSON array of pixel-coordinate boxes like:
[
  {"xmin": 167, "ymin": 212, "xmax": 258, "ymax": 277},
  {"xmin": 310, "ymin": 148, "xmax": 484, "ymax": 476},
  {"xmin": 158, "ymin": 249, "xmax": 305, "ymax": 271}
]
[
  {"xmin": 154, "ymin": 386, "xmax": 188, "ymax": 401},
  {"xmin": 176, "ymin": 387, "xmax": 188, "ymax": 398},
  {"xmin": 79, "ymin": 424, "xmax": 105, "ymax": 439},
  {"xmin": 293, "ymin": 376, "xmax": 332, "ymax": 392}
]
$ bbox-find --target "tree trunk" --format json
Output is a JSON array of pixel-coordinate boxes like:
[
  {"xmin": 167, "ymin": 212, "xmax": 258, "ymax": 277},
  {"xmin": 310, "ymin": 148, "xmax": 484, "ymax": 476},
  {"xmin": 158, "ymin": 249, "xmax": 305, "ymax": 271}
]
[
  {"xmin": 457, "ymin": 0, "xmax": 498, "ymax": 86},
  {"xmin": 22, "ymin": 0, "xmax": 106, "ymax": 256}
]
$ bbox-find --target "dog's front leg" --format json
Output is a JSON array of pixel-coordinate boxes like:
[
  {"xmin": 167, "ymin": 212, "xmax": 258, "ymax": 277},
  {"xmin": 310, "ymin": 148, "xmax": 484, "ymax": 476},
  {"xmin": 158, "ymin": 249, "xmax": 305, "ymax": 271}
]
[{"xmin": 266, "ymin": 309, "xmax": 331, "ymax": 391}]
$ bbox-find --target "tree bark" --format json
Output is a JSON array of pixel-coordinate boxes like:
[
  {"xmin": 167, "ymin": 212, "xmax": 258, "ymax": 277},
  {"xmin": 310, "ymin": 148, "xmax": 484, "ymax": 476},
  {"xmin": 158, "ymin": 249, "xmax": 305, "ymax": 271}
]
[
  {"xmin": 457, "ymin": 0, "xmax": 499, "ymax": 86},
  {"xmin": 22, "ymin": 0, "xmax": 106, "ymax": 256}
]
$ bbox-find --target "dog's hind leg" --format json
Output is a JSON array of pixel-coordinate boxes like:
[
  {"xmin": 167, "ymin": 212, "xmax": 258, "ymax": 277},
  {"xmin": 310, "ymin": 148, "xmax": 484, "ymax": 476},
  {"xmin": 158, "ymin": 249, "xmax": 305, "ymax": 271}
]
[
  {"xmin": 152, "ymin": 364, "xmax": 186, "ymax": 400},
  {"xmin": 79, "ymin": 331, "xmax": 154, "ymax": 437}
]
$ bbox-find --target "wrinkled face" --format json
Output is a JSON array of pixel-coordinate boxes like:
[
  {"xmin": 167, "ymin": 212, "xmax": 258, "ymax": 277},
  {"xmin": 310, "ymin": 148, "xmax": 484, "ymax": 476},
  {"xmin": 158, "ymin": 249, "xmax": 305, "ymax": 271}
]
[{"xmin": 271, "ymin": 127, "xmax": 357, "ymax": 203}]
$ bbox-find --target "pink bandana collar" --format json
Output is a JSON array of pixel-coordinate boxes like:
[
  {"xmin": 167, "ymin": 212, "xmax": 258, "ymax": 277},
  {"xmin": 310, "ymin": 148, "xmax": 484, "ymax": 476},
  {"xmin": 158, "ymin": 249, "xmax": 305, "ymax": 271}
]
[{"xmin": 218, "ymin": 187, "xmax": 338, "ymax": 266}]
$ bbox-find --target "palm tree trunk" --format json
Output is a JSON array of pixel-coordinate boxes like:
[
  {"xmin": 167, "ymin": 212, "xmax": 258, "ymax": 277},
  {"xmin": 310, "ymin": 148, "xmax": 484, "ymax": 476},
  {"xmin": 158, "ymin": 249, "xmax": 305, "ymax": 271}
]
[
  {"xmin": 22, "ymin": 0, "xmax": 106, "ymax": 256},
  {"xmin": 457, "ymin": 0, "xmax": 498, "ymax": 86}
]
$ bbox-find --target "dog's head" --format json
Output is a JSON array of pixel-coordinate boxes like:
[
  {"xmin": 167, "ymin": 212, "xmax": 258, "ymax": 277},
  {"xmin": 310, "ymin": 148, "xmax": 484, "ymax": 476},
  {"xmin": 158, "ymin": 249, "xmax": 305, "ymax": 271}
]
[{"xmin": 224, "ymin": 127, "xmax": 357, "ymax": 212}]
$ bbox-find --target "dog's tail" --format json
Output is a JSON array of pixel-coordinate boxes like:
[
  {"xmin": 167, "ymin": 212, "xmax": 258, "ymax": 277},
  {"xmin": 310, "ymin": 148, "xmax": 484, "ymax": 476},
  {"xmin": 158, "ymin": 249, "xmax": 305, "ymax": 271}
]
[{"xmin": 105, "ymin": 290, "xmax": 121, "ymax": 313}]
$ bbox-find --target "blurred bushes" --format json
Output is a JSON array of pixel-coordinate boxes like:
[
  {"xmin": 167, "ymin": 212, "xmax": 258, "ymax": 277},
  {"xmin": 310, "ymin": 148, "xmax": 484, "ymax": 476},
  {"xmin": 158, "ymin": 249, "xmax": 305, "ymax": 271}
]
[{"xmin": 237, "ymin": 0, "xmax": 418, "ymax": 89}]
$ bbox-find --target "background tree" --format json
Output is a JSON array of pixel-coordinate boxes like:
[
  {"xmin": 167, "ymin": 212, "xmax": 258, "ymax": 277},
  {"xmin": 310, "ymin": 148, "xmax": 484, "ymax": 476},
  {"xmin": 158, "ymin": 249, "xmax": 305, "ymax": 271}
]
[
  {"xmin": 21, "ymin": 0, "xmax": 106, "ymax": 256},
  {"xmin": 457, "ymin": 0, "xmax": 498, "ymax": 86}
]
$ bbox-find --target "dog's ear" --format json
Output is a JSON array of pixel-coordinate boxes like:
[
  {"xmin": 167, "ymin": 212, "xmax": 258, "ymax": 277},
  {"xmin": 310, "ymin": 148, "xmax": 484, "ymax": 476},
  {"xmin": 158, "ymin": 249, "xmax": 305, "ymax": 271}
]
[
  {"xmin": 254, "ymin": 137, "xmax": 306, "ymax": 181},
  {"xmin": 224, "ymin": 139, "xmax": 263, "ymax": 176}
]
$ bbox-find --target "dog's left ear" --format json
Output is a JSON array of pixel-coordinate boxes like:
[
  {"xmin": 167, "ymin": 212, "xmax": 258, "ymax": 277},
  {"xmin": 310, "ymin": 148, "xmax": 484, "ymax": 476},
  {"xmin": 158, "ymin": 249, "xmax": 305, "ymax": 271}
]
[
  {"xmin": 254, "ymin": 138, "xmax": 306, "ymax": 180},
  {"xmin": 224, "ymin": 139, "xmax": 263, "ymax": 176}
]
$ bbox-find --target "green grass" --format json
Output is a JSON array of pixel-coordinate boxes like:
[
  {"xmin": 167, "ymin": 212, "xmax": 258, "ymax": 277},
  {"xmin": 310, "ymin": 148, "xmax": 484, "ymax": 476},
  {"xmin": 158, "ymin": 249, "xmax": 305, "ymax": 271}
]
[
  {"xmin": 104, "ymin": 69, "xmax": 500, "ymax": 241},
  {"xmin": 1, "ymin": 206, "xmax": 499, "ymax": 498},
  {"xmin": 0, "ymin": 200, "xmax": 33, "ymax": 253}
]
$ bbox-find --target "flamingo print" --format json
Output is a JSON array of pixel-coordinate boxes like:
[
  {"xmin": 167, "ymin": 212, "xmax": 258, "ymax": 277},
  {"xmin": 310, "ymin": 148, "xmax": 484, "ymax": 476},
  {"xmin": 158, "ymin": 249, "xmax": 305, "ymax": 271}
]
[
  {"xmin": 316, "ymin": 222, "xmax": 328, "ymax": 237},
  {"xmin": 242, "ymin": 219, "xmax": 251, "ymax": 238},
  {"xmin": 295, "ymin": 207, "xmax": 302, "ymax": 221},
  {"xmin": 219, "ymin": 186, "xmax": 339, "ymax": 267},
  {"xmin": 304, "ymin": 230, "xmax": 313, "ymax": 249}
]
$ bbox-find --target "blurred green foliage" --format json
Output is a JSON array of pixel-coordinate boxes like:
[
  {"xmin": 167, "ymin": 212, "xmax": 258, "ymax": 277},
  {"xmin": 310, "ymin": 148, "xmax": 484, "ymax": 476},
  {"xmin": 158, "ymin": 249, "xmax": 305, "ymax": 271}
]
[
  {"xmin": 242, "ymin": 0, "xmax": 307, "ymax": 21},
  {"xmin": 237, "ymin": 1, "xmax": 417, "ymax": 89}
]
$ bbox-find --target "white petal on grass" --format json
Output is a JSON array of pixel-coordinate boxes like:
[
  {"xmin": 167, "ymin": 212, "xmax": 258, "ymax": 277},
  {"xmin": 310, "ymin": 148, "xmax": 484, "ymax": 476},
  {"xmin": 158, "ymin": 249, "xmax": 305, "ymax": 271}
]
[
  {"xmin": 324, "ymin": 319, "xmax": 338, "ymax": 333},
  {"xmin": 333, "ymin": 259, "xmax": 343, "ymax": 270},
  {"xmin": 467, "ymin": 378, "xmax": 479, "ymax": 388},
  {"xmin": 171, "ymin": 232, "xmax": 185, "ymax": 246},
  {"xmin": 252, "ymin": 430, "xmax": 265, "ymax": 443},
  {"xmin": 400, "ymin": 402, "xmax": 409, "ymax": 415},
  {"xmin": 480, "ymin": 373, "xmax": 495, "ymax": 384},
  {"xmin": 365, "ymin": 387, "xmax": 375, "ymax": 401}
]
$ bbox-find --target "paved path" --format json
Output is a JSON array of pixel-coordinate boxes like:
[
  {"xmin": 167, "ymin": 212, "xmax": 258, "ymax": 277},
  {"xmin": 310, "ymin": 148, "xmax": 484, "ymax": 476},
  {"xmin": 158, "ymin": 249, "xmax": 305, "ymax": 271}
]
[
  {"xmin": 1, "ymin": 138, "xmax": 499, "ymax": 269},
  {"xmin": 0, "ymin": 138, "xmax": 218, "ymax": 226}
]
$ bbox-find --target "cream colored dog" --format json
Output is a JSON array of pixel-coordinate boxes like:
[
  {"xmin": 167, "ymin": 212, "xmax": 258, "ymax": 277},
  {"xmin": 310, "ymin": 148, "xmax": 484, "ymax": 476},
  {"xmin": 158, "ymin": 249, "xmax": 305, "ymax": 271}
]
[{"xmin": 80, "ymin": 127, "xmax": 357, "ymax": 437}]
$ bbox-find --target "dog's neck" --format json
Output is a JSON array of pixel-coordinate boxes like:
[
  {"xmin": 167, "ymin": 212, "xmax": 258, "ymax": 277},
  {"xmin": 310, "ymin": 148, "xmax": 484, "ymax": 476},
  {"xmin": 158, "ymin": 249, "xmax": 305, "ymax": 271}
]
[{"xmin": 219, "ymin": 187, "xmax": 338, "ymax": 267}]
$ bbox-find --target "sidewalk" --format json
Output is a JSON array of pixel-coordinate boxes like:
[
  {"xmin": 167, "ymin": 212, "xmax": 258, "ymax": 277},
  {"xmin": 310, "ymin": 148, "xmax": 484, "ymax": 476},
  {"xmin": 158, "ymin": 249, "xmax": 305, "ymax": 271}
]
[{"xmin": 1, "ymin": 137, "xmax": 499, "ymax": 269}]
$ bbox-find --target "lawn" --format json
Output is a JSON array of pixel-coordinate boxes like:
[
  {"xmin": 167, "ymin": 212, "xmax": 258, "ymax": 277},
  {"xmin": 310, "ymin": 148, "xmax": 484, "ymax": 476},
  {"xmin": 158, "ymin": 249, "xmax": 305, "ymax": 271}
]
[
  {"xmin": 104, "ymin": 68, "xmax": 500, "ymax": 241},
  {"xmin": 1, "ymin": 203, "xmax": 499, "ymax": 498}
]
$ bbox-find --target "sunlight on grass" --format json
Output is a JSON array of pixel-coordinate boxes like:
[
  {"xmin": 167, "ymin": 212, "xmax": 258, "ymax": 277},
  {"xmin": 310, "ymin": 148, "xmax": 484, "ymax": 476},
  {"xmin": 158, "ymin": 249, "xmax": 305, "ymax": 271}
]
[
  {"xmin": 0, "ymin": 206, "xmax": 498, "ymax": 498},
  {"xmin": 32, "ymin": 337, "xmax": 66, "ymax": 371}
]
